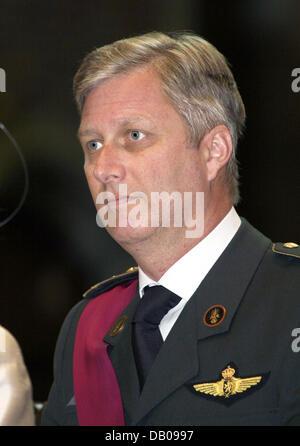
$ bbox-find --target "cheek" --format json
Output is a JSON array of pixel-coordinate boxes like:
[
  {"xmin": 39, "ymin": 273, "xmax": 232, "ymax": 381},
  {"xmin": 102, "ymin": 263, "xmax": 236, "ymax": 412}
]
[
  {"xmin": 146, "ymin": 145, "xmax": 183, "ymax": 179},
  {"xmin": 177, "ymin": 157, "xmax": 208, "ymax": 193}
]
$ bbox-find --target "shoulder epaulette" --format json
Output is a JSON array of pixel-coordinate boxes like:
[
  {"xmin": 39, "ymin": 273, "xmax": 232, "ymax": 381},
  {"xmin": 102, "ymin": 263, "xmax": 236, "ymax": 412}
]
[
  {"xmin": 82, "ymin": 266, "xmax": 138, "ymax": 299},
  {"xmin": 272, "ymin": 242, "xmax": 300, "ymax": 259}
]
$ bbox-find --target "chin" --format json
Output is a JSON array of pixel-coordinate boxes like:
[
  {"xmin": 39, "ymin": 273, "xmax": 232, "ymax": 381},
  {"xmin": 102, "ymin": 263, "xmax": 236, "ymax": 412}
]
[{"xmin": 105, "ymin": 224, "xmax": 156, "ymax": 246}]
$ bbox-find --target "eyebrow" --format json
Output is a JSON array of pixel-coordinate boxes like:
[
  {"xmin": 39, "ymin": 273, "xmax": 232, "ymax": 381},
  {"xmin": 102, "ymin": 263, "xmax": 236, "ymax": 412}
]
[
  {"xmin": 77, "ymin": 116, "xmax": 155, "ymax": 140},
  {"xmin": 77, "ymin": 128, "xmax": 101, "ymax": 140}
]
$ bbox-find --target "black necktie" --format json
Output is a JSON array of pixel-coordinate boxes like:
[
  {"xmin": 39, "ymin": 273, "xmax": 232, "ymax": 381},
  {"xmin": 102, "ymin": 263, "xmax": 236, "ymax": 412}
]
[{"xmin": 132, "ymin": 285, "xmax": 181, "ymax": 388}]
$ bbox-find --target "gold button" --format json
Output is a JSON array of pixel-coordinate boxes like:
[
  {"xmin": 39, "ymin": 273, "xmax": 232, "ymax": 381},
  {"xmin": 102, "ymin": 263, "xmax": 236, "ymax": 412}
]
[
  {"xmin": 283, "ymin": 242, "xmax": 299, "ymax": 248},
  {"xmin": 109, "ymin": 315, "xmax": 127, "ymax": 337}
]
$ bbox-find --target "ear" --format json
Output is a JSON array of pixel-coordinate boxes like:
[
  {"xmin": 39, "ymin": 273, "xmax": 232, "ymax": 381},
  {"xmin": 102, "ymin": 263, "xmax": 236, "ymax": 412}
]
[{"xmin": 200, "ymin": 125, "xmax": 233, "ymax": 182}]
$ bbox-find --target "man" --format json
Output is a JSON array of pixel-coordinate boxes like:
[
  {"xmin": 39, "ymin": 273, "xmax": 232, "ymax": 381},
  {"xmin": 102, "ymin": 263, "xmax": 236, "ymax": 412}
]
[{"xmin": 42, "ymin": 31, "xmax": 300, "ymax": 426}]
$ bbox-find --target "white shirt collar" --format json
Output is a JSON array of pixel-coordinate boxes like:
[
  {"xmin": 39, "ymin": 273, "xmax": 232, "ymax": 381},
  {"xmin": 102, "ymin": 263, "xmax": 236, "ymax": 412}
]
[{"xmin": 138, "ymin": 207, "xmax": 241, "ymax": 301}]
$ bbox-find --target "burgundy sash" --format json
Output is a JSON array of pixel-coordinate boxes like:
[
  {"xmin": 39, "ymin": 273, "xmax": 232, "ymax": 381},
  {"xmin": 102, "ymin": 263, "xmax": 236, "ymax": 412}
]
[{"xmin": 73, "ymin": 278, "xmax": 138, "ymax": 426}]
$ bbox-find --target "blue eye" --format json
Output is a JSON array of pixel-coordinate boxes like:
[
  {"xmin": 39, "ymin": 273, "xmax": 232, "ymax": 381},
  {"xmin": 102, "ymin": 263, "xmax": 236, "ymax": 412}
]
[
  {"xmin": 129, "ymin": 130, "xmax": 144, "ymax": 141},
  {"xmin": 87, "ymin": 140, "xmax": 102, "ymax": 151}
]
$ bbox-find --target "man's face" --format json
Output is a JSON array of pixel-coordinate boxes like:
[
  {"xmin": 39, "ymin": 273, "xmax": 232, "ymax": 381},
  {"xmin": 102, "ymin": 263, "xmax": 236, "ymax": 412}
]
[{"xmin": 78, "ymin": 67, "xmax": 209, "ymax": 247}]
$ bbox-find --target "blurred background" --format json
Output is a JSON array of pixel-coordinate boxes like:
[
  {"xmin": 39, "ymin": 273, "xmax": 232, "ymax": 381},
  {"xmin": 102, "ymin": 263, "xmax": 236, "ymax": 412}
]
[{"xmin": 0, "ymin": 0, "xmax": 299, "ymax": 402}]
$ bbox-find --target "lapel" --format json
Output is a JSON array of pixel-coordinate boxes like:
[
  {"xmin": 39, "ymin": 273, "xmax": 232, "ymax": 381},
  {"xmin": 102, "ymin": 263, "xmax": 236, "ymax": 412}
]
[
  {"xmin": 194, "ymin": 218, "xmax": 271, "ymax": 341},
  {"xmin": 104, "ymin": 218, "xmax": 271, "ymax": 425},
  {"xmin": 103, "ymin": 287, "xmax": 141, "ymax": 422}
]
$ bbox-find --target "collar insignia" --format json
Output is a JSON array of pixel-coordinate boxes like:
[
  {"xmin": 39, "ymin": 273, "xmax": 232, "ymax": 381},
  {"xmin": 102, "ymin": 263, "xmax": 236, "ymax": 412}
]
[
  {"xmin": 203, "ymin": 305, "xmax": 226, "ymax": 327},
  {"xmin": 193, "ymin": 365, "xmax": 266, "ymax": 403}
]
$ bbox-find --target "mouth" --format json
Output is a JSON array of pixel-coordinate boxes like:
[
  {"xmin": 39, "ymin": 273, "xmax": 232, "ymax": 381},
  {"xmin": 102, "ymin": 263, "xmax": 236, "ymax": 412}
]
[
  {"xmin": 107, "ymin": 195, "xmax": 129, "ymax": 207},
  {"xmin": 106, "ymin": 193, "xmax": 145, "ymax": 207}
]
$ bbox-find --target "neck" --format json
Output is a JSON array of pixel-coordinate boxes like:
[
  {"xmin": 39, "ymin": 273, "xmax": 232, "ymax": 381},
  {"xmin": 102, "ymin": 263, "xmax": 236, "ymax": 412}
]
[{"xmin": 121, "ymin": 198, "xmax": 233, "ymax": 281}]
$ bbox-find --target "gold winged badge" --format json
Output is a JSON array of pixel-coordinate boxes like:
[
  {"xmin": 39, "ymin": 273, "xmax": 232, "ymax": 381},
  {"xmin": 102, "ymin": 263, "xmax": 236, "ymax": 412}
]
[{"xmin": 193, "ymin": 365, "xmax": 262, "ymax": 398}]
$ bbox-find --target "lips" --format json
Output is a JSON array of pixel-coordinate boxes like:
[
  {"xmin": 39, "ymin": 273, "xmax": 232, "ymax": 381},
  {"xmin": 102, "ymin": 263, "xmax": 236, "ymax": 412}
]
[
  {"xmin": 107, "ymin": 196, "xmax": 128, "ymax": 206},
  {"xmin": 107, "ymin": 194, "xmax": 144, "ymax": 206}
]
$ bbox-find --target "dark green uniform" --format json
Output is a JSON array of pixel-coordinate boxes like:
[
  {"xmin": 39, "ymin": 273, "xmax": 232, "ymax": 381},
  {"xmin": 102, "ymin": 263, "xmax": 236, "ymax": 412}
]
[{"xmin": 42, "ymin": 219, "xmax": 300, "ymax": 426}]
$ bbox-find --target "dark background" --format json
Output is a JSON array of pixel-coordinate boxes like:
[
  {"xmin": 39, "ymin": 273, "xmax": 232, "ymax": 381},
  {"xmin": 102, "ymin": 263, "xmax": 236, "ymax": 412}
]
[{"xmin": 0, "ymin": 0, "xmax": 299, "ymax": 402}]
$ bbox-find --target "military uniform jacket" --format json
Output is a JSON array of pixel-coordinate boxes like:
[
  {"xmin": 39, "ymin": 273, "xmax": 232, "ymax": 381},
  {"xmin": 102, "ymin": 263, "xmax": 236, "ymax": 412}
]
[{"xmin": 41, "ymin": 219, "xmax": 300, "ymax": 426}]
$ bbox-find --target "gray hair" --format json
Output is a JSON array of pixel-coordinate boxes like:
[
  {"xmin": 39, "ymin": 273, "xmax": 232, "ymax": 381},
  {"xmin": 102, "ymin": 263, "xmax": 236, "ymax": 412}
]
[{"xmin": 73, "ymin": 31, "xmax": 246, "ymax": 204}]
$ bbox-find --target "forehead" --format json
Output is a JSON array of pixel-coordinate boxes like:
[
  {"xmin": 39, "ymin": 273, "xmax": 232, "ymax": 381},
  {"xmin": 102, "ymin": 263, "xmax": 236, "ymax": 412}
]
[{"xmin": 79, "ymin": 67, "xmax": 182, "ymax": 130}]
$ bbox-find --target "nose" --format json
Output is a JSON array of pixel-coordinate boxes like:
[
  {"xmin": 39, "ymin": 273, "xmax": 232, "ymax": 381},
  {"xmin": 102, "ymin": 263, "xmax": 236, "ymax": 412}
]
[{"xmin": 93, "ymin": 144, "xmax": 126, "ymax": 185}]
